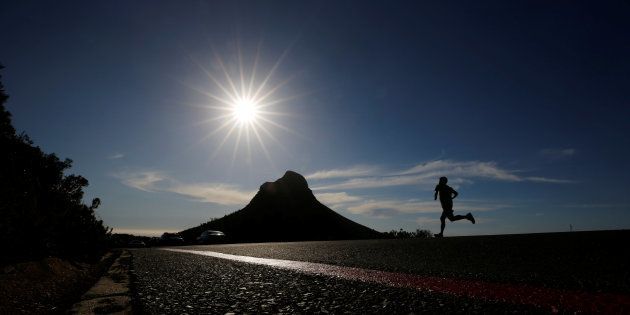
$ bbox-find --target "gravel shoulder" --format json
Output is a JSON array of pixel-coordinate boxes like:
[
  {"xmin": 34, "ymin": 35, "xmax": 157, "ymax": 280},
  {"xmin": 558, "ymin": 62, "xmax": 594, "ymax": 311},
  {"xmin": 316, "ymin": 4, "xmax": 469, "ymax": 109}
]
[{"xmin": 0, "ymin": 251, "xmax": 118, "ymax": 314}]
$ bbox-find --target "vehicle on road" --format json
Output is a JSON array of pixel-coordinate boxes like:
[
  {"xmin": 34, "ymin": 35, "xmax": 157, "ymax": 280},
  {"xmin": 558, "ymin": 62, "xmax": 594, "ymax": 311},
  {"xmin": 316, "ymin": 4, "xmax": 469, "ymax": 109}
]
[
  {"xmin": 127, "ymin": 239, "xmax": 147, "ymax": 248},
  {"xmin": 196, "ymin": 230, "xmax": 226, "ymax": 244},
  {"xmin": 160, "ymin": 233, "xmax": 185, "ymax": 246}
]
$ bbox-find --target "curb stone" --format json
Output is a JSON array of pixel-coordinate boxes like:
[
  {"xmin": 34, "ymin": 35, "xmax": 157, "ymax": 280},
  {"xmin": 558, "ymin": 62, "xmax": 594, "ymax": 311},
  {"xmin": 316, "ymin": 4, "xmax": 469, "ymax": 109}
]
[{"xmin": 70, "ymin": 250, "xmax": 132, "ymax": 314}]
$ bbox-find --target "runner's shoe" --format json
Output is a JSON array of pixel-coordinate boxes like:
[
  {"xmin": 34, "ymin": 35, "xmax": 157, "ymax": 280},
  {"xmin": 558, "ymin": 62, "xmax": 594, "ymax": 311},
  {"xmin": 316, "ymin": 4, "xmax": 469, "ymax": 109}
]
[
  {"xmin": 434, "ymin": 233, "xmax": 443, "ymax": 238},
  {"xmin": 467, "ymin": 213, "xmax": 476, "ymax": 224}
]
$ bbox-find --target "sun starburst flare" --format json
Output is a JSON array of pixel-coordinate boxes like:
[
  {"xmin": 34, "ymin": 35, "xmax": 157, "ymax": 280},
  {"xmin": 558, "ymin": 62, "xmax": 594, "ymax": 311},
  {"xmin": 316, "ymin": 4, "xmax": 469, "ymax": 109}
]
[
  {"xmin": 185, "ymin": 43, "xmax": 299, "ymax": 169},
  {"xmin": 233, "ymin": 98, "xmax": 258, "ymax": 124}
]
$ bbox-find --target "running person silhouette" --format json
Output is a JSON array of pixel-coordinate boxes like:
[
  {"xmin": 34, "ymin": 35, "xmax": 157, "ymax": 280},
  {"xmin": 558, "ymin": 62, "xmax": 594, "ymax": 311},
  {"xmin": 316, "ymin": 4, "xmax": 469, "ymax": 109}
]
[{"xmin": 434, "ymin": 176, "xmax": 475, "ymax": 237}]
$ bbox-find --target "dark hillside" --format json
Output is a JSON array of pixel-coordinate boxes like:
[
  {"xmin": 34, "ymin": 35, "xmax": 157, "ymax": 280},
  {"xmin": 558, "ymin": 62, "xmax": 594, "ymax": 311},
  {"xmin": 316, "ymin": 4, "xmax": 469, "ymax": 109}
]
[{"xmin": 181, "ymin": 171, "xmax": 381, "ymax": 242}]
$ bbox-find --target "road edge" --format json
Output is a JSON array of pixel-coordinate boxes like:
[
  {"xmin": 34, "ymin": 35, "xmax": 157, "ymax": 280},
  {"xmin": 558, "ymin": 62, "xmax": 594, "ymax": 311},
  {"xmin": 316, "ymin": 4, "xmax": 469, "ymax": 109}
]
[{"xmin": 69, "ymin": 250, "xmax": 133, "ymax": 314}]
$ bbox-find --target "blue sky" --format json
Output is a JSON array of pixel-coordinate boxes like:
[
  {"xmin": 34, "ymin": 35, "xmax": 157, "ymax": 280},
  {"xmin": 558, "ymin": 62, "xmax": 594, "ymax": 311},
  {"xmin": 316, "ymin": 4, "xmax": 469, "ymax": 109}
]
[{"xmin": 2, "ymin": 1, "xmax": 629, "ymax": 236}]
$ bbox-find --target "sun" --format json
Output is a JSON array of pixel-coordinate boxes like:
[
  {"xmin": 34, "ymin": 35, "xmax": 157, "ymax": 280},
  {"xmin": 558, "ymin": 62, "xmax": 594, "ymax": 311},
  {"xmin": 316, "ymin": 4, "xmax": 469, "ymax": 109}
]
[
  {"xmin": 233, "ymin": 98, "xmax": 258, "ymax": 124},
  {"xmin": 185, "ymin": 44, "xmax": 298, "ymax": 168}
]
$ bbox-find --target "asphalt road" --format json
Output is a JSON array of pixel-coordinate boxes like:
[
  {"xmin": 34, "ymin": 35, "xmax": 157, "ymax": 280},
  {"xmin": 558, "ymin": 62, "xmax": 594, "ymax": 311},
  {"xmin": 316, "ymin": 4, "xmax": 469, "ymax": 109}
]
[
  {"xmin": 130, "ymin": 231, "xmax": 629, "ymax": 314},
  {"xmin": 186, "ymin": 230, "xmax": 630, "ymax": 292},
  {"xmin": 131, "ymin": 249, "xmax": 545, "ymax": 314}
]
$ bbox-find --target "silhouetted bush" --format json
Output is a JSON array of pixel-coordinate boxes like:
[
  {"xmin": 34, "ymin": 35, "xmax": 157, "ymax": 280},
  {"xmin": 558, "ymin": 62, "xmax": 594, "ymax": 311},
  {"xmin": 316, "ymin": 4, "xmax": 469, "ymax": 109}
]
[
  {"xmin": 383, "ymin": 228, "xmax": 433, "ymax": 239},
  {"xmin": 0, "ymin": 65, "xmax": 110, "ymax": 263}
]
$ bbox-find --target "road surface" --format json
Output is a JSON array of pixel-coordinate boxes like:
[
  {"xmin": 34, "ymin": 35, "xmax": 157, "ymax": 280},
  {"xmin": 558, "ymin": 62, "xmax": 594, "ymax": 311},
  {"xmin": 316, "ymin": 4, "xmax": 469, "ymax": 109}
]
[{"xmin": 130, "ymin": 231, "xmax": 630, "ymax": 314}]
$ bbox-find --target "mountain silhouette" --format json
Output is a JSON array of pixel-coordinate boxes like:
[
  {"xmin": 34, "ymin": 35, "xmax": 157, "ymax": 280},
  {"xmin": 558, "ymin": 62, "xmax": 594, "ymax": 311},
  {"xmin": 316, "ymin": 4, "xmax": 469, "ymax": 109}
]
[{"xmin": 180, "ymin": 171, "xmax": 381, "ymax": 243}]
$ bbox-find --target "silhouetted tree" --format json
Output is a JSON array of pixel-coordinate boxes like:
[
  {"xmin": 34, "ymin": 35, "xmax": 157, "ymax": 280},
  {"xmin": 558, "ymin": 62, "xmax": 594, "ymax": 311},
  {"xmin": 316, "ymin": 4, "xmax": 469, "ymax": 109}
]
[
  {"xmin": 0, "ymin": 65, "xmax": 14, "ymax": 139},
  {"xmin": 0, "ymin": 65, "xmax": 109, "ymax": 263}
]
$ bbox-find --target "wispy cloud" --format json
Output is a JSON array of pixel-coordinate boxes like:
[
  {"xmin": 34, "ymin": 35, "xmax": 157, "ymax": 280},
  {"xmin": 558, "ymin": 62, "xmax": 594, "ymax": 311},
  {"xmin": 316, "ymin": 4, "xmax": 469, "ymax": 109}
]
[
  {"xmin": 108, "ymin": 153, "xmax": 125, "ymax": 159},
  {"xmin": 312, "ymin": 160, "xmax": 574, "ymax": 190},
  {"xmin": 168, "ymin": 183, "xmax": 254, "ymax": 205},
  {"xmin": 559, "ymin": 203, "xmax": 629, "ymax": 209},
  {"xmin": 314, "ymin": 174, "xmax": 430, "ymax": 190},
  {"xmin": 345, "ymin": 198, "xmax": 506, "ymax": 218},
  {"xmin": 347, "ymin": 200, "xmax": 437, "ymax": 217},
  {"xmin": 539, "ymin": 148, "xmax": 576, "ymax": 160},
  {"xmin": 119, "ymin": 171, "xmax": 167, "ymax": 192},
  {"xmin": 397, "ymin": 160, "xmax": 521, "ymax": 181},
  {"xmin": 306, "ymin": 165, "xmax": 377, "ymax": 180},
  {"xmin": 114, "ymin": 171, "xmax": 254, "ymax": 206},
  {"xmin": 315, "ymin": 192, "xmax": 362, "ymax": 205},
  {"xmin": 524, "ymin": 177, "xmax": 576, "ymax": 184}
]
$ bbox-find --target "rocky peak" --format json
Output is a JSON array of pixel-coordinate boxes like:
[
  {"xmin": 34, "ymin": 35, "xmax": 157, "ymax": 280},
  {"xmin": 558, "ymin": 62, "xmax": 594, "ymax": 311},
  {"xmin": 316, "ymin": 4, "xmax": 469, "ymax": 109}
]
[
  {"xmin": 259, "ymin": 170, "xmax": 311, "ymax": 197},
  {"xmin": 278, "ymin": 170, "xmax": 309, "ymax": 189}
]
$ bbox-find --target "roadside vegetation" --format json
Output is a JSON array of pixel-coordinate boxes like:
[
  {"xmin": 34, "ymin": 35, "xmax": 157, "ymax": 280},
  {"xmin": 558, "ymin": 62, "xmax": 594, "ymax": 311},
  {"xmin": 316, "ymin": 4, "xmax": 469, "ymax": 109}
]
[
  {"xmin": 0, "ymin": 65, "xmax": 110, "ymax": 265},
  {"xmin": 383, "ymin": 228, "xmax": 433, "ymax": 239}
]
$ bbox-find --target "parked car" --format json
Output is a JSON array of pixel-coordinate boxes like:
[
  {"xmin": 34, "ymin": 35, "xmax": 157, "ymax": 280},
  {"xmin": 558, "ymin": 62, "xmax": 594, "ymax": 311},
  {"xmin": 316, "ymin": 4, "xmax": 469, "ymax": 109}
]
[
  {"xmin": 196, "ymin": 230, "xmax": 226, "ymax": 244},
  {"xmin": 127, "ymin": 239, "xmax": 146, "ymax": 248},
  {"xmin": 160, "ymin": 233, "xmax": 185, "ymax": 246}
]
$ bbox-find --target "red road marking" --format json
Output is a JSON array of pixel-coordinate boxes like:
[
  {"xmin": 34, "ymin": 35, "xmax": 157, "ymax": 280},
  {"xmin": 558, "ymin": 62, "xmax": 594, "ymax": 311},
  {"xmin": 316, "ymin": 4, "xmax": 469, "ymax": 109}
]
[{"xmin": 164, "ymin": 248, "xmax": 630, "ymax": 313}]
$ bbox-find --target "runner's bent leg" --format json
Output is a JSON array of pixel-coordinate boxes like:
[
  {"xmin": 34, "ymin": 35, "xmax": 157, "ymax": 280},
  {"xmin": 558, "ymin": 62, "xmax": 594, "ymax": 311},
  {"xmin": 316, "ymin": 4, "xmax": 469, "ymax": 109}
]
[{"xmin": 447, "ymin": 212, "xmax": 467, "ymax": 222}]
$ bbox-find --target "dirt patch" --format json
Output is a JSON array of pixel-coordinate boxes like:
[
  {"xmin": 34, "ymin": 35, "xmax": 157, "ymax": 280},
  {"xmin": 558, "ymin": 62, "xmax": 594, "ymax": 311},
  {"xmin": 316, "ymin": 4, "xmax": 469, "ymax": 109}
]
[{"xmin": 0, "ymin": 252, "xmax": 118, "ymax": 314}]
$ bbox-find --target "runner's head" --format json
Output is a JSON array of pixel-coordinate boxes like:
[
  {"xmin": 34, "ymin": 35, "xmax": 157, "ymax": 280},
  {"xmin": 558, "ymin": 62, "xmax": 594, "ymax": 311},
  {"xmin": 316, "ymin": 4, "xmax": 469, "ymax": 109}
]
[{"xmin": 439, "ymin": 176, "xmax": 448, "ymax": 185}]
